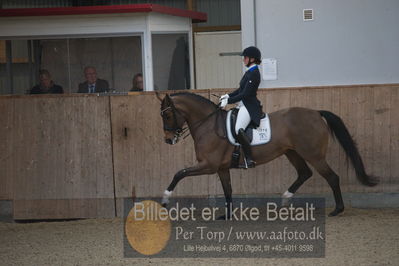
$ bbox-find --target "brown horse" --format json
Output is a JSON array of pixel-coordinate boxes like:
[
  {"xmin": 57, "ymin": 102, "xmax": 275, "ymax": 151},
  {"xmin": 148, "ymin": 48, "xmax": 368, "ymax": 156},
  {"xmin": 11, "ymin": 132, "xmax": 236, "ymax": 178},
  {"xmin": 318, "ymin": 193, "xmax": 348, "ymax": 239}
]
[{"xmin": 157, "ymin": 92, "xmax": 378, "ymax": 217}]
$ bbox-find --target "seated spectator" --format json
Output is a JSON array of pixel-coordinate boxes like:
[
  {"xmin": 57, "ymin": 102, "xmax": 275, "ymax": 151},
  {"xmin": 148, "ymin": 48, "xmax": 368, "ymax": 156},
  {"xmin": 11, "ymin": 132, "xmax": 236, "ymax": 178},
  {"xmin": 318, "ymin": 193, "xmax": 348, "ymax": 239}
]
[
  {"xmin": 130, "ymin": 73, "xmax": 144, "ymax": 92},
  {"xmin": 78, "ymin": 66, "xmax": 109, "ymax": 93},
  {"xmin": 30, "ymin": 69, "xmax": 63, "ymax": 94}
]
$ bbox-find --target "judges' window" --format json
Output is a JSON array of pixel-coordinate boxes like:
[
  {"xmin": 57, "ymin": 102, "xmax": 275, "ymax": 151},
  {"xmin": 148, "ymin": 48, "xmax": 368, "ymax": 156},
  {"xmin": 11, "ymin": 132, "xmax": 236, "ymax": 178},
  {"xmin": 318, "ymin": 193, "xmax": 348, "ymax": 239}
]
[{"xmin": 0, "ymin": 36, "xmax": 143, "ymax": 95}]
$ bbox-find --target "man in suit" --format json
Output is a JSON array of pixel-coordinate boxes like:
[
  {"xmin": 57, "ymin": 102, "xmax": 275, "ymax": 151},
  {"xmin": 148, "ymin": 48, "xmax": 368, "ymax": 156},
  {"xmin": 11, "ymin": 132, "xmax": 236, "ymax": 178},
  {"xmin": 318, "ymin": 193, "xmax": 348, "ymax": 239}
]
[
  {"xmin": 78, "ymin": 66, "xmax": 109, "ymax": 93},
  {"xmin": 30, "ymin": 69, "xmax": 63, "ymax": 94}
]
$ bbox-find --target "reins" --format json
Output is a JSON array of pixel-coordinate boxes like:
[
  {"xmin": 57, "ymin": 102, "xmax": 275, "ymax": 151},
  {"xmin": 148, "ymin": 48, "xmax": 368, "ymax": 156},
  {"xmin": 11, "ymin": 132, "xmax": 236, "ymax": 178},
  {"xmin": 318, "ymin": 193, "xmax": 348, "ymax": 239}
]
[
  {"xmin": 183, "ymin": 105, "xmax": 225, "ymax": 140},
  {"xmin": 161, "ymin": 98, "xmax": 226, "ymax": 141}
]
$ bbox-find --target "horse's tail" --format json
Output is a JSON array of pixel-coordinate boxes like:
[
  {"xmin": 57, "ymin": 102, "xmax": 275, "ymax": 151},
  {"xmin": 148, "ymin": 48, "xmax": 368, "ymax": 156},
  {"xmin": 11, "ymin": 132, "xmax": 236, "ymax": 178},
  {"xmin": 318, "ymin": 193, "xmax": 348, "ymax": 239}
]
[{"xmin": 319, "ymin": 110, "xmax": 378, "ymax": 186}]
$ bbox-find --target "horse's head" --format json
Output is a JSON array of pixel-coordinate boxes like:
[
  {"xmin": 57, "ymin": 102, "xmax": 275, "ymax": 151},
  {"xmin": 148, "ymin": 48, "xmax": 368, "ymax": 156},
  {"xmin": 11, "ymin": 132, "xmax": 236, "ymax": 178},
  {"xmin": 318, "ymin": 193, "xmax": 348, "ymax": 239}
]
[{"xmin": 158, "ymin": 93, "xmax": 186, "ymax": 145}]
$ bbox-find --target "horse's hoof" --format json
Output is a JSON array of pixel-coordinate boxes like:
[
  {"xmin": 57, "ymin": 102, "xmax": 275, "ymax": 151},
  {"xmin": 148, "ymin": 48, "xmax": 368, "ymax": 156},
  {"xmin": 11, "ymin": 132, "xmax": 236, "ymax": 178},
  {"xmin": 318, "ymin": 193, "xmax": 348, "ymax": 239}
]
[
  {"xmin": 328, "ymin": 207, "xmax": 344, "ymax": 217},
  {"xmin": 281, "ymin": 197, "xmax": 291, "ymax": 207}
]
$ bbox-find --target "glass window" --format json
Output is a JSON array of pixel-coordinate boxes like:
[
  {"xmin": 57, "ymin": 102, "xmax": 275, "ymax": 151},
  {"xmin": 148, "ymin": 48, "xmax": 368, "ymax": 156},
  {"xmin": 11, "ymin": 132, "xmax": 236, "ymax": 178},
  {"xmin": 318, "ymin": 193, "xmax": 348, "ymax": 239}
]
[
  {"xmin": 194, "ymin": 0, "xmax": 241, "ymax": 28},
  {"xmin": 0, "ymin": 36, "xmax": 143, "ymax": 95},
  {"xmin": 0, "ymin": 40, "xmax": 39, "ymax": 95},
  {"xmin": 152, "ymin": 33, "xmax": 190, "ymax": 91},
  {"xmin": 67, "ymin": 36, "xmax": 142, "ymax": 93},
  {"xmin": 0, "ymin": 0, "xmax": 186, "ymax": 9},
  {"xmin": 36, "ymin": 39, "xmax": 69, "ymax": 94}
]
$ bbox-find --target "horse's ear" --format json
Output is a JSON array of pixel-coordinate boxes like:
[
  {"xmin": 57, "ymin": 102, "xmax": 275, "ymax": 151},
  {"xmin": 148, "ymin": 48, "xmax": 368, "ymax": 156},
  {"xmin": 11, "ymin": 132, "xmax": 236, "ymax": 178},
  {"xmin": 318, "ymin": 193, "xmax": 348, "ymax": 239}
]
[
  {"xmin": 155, "ymin": 91, "xmax": 163, "ymax": 102},
  {"xmin": 164, "ymin": 93, "xmax": 171, "ymax": 103}
]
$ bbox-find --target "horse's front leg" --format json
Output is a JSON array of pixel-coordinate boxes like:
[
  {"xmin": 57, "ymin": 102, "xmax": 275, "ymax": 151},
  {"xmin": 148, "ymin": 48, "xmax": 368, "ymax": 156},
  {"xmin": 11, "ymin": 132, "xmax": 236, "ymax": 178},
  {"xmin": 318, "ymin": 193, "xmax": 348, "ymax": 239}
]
[
  {"xmin": 162, "ymin": 162, "xmax": 216, "ymax": 207},
  {"xmin": 217, "ymin": 169, "xmax": 233, "ymax": 220}
]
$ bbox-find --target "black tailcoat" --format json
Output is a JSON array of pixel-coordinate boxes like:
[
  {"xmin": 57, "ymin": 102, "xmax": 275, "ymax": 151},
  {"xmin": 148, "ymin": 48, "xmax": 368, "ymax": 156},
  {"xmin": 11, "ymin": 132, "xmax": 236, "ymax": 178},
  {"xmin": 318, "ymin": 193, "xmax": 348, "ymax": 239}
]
[{"xmin": 228, "ymin": 66, "xmax": 262, "ymax": 127}]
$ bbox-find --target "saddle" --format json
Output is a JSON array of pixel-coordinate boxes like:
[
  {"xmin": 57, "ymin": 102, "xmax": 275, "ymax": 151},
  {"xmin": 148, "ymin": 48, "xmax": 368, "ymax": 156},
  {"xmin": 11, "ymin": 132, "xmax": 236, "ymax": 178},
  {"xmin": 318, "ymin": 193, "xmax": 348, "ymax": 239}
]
[
  {"xmin": 226, "ymin": 108, "xmax": 272, "ymax": 168},
  {"xmin": 226, "ymin": 108, "xmax": 271, "ymax": 147}
]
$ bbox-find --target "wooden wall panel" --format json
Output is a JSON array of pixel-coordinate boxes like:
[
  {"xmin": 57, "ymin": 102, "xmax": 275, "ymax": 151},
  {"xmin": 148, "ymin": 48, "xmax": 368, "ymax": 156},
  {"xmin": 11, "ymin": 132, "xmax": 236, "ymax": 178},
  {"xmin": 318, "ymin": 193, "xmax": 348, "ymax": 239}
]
[
  {"xmin": 372, "ymin": 87, "xmax": 392, "ymax": 193},
  {"xmin": 110, "ymin": 92, "xmax": 222, "ymax": 216},
  {"xmin": 1, "ymin": 83, "xmax": 398, "ymax": 219},
  {"xmin": 390, "ymin": 86, "xmax": 399, "ymax": 190},
  {"xmin": 110, "ymin": 85, "xmax": 398, "ymax": 203},
  {"xmin": 10, "ymin": 95, "xmax": 115, "ymax": 219},
  {"xmin": 0, "ymin": 97, "xmax": 14, "ymax": 200}
]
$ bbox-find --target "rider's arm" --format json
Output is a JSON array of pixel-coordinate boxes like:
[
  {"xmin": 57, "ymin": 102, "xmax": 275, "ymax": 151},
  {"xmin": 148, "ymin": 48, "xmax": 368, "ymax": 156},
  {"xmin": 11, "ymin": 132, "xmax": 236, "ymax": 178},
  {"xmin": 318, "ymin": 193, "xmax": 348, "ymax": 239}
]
[{"xmin": 228, "ymin": 88, "xmax": 240, "ymax": 98}]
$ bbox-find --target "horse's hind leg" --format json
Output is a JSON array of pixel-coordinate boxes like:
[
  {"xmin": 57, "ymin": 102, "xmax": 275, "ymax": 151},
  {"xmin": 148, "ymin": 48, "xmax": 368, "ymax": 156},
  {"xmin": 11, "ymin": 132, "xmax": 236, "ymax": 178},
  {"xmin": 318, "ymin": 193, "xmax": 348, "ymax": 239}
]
[
  {"xmin": 285, "ymin": 150, "xmax": 313, "ymax": 193},
  {"xmin": 308, "ymin": 159, "xmax": 344, "ymax": 216},
  {"xmin": 282, "ymin": 150, "xmax": 313, "ymax": 205}
]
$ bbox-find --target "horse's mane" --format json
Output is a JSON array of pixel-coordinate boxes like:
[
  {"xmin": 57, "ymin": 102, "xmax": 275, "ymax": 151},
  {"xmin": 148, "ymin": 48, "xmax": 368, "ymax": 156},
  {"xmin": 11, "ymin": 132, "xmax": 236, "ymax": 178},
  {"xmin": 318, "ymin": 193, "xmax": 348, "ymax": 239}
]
[{"xmin": 170, "ymin": 92, "xmax": 218, "ymax": 109}]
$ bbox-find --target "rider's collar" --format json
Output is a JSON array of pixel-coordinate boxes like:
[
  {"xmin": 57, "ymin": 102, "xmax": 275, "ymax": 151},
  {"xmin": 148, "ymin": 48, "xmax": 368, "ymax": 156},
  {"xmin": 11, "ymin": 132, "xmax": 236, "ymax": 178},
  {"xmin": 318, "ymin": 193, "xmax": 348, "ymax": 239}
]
[{"xmin": 247, "ymin": 64, "xmax": 258, "ymax": 72}]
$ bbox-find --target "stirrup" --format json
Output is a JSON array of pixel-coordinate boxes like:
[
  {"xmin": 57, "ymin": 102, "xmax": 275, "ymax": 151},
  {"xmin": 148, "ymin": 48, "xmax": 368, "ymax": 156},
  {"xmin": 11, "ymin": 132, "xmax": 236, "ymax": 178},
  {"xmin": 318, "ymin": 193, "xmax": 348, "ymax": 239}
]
[{"xmin": 243, "ymin": 157, "xmax": 256, "ymax": 169}]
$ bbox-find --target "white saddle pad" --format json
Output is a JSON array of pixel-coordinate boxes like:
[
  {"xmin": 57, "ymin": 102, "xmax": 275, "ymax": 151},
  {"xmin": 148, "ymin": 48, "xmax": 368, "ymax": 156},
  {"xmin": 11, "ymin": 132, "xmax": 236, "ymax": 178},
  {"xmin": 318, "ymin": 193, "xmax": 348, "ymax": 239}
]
[{"xmin": 226, "ymin": 110, "xmax": 272, "ymax": 146}]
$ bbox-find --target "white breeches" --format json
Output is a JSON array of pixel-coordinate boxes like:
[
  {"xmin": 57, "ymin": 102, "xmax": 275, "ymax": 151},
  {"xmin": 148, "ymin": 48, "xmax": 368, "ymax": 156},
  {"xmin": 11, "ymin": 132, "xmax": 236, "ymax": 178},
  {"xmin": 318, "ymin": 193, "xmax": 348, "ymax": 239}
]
[{"xmin": 235, "ymin": 102, "xmax": 251, "ymax": 134}]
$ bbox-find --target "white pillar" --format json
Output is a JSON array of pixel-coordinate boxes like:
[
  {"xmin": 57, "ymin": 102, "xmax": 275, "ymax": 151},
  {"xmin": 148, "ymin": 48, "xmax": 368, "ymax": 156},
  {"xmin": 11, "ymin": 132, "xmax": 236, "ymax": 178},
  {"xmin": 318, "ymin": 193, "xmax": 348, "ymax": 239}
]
[
  {"xmin": 143, "ymin": 15, "xmax": 154, "ymax": 91},
  {"xmin": 188, "ymin": 19, "xmax": 195, "ymax": 90}
]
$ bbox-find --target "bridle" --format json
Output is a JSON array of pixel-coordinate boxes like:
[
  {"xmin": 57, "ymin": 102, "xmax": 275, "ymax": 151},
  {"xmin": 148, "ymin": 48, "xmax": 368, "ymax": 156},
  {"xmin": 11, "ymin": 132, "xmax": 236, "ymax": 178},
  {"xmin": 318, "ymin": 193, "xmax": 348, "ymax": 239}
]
[
  {"xmin": 160, "ymin": 99, "xmax": 225, "ymax": 143},
  {"xmin": 160, "ymin": 105, "xmax": 189, "ymax": 141}
]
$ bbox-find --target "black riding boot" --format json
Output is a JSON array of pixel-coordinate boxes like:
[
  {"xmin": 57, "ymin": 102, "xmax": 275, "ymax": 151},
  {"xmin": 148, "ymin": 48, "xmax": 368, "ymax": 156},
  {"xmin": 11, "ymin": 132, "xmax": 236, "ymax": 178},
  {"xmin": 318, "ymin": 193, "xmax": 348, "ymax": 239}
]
[{"xmin": 237, "ymin": 128, "xmax": 256, "ymax": 168}]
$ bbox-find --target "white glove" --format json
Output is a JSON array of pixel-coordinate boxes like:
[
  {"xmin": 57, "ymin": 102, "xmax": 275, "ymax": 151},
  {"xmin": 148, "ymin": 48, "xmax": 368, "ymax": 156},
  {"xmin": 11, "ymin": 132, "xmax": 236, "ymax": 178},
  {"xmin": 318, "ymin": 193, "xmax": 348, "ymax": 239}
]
[
  {"xmin": 220, "ymin": 98, "xmax": 228, "ymax": 108},
  {"xmin": 219, "ymin": 94, "xmax": 229, "ymax": 102}
]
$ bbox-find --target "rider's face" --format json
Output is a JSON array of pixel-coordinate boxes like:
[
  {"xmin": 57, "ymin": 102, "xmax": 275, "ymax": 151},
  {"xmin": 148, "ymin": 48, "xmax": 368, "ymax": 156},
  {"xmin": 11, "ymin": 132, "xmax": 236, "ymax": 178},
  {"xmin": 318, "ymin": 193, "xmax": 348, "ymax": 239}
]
[
  {"xmin": 243, "ymin": 56, "xmax": 250, "ymax": 66},
  {"xmin": 84, "ymin": 68, "xmax": 97, "ymax": 84}
]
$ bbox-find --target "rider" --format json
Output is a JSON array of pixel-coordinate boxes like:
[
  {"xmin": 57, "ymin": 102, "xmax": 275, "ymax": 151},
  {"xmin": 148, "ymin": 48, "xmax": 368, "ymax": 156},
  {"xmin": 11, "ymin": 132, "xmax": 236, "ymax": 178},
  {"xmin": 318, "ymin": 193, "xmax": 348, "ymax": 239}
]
[{"xmin": 220, "ymin": 46, "xmax": 263, "ymax": 168}]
